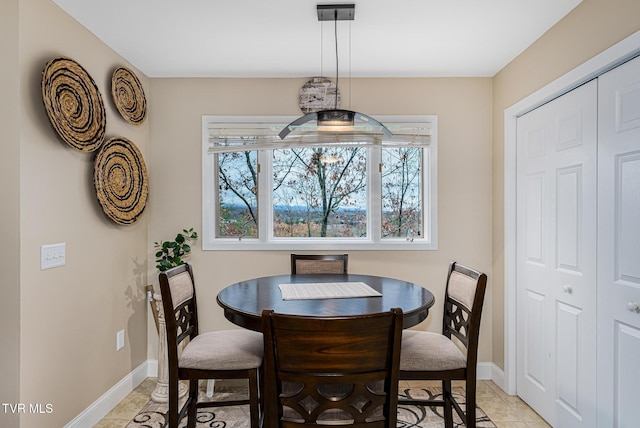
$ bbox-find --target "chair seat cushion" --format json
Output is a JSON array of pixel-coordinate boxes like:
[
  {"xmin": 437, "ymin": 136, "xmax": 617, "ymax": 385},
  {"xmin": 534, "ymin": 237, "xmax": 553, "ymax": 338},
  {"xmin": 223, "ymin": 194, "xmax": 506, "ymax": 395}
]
[
  {"xmin": 400, "ymin": 330, "xmax": 466, "ymax": 371},
  {"xmin": 179, "ymin": 330, "xmax": 263, "ymax": 370}
]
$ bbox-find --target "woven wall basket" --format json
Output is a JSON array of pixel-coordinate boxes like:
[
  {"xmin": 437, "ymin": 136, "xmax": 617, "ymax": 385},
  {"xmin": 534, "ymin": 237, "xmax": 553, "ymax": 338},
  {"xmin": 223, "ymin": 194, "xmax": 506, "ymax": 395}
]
[
  {"xmin": 41, "ymin": 57, "xmax": 106, "ymax": 152},
  {"xmin": 94, "ymin": 137, "xmax": 149, "ymax": 225},
  {"xmin": 111, "ymin": 66, "xmax": 147, "ymax": 125}
]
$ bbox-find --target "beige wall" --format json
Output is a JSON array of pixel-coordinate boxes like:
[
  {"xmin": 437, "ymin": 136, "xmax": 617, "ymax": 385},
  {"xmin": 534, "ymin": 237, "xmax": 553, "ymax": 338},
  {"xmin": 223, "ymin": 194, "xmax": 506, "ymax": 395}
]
[
  {"xmin": 4, "ymin": 1, "xmax": 494, "ymax": 423},
  {"xmin": 12, "ymin": 0, "xmax": 639, "ymax": 424},
  {"xmin": 13, "ymin": 1, "xmax": 150, "ymax": 426},
  {"xmin": 147, "ymin": 77, "xmax": 494, "ymax": 361},
  {"xmin": 491, "ymin": 0, "xmax": 640, "ymax": 369},
  {"xmin": 1, "ymin": 0, "xmax": 21, "ymax": 427}
]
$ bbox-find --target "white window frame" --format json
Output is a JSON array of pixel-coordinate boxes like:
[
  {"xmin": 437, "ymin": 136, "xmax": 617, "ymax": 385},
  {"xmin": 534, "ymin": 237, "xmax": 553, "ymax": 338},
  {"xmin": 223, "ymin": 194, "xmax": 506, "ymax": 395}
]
[{"xmin": 202, "ymin": 115, "xmax": 438, "ymax": 250}]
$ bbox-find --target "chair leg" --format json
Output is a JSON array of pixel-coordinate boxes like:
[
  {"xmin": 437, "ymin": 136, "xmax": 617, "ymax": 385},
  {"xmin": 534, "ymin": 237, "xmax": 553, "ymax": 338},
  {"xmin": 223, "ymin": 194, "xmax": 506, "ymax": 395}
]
[
  {"xmin": 249, "ymin": 369, "xmax": 260, "ymax": 428},
  {"xmin": 186, "ymin": 380, "xmax": 199, "ymax": 428},
  {"xmin": 442, "ymin": 380, "xmax": 454, "ymax": 428},
  {"xmin": 465, "ymin": 377, "xmax": 477, "ymax": 428},
  {"xmin": 167, "ymin": 377, "xmax": 180, "ymax": 428},
  {"xmin": 258, "ymin": 364, "xmax": 265, "ymax": 419}
]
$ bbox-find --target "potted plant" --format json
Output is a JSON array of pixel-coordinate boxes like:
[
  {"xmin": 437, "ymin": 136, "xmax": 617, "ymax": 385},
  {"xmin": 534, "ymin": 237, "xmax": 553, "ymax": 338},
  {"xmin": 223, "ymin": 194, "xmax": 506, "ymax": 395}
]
[
  {"xmin": 147, "ymin": 228, "xmax": 198, "ymax": 332},
  {"xmin": 154, "ymin": 227, "xmax": 198, "ymax": 271}
]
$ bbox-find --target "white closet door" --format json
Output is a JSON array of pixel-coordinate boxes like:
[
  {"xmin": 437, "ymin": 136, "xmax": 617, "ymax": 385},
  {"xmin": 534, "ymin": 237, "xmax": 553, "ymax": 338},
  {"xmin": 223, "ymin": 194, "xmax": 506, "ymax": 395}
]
[
  {"xmin": 597, "ymin": 55, "xmax": 640, "ymax": 428},
  {"xmin": 516, "ymin": 80, "xmax": 597, "ymax": 427}
]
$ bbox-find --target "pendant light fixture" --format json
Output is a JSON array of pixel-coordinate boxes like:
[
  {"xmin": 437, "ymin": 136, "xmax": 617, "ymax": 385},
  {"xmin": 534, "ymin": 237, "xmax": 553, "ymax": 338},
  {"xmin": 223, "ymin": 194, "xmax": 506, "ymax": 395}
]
[{"xmin": 278, "ymin": 3, "xmax": 392, "ymax": 140}]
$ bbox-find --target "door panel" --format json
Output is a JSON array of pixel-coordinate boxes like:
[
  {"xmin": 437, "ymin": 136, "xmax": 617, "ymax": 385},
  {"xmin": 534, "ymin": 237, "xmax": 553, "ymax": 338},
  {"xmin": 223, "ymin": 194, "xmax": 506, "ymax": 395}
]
[
  {"xmin": 597, "ymin": 55, "xmax": 640, "ymax": 428},
  {"xmin": 517, "ymin": 80, "xmax": 597, "ymax": 428},
  {"xmin": 613, "ymin": 322, "xmax": 640, "ymax": 427},
  {"xmin": 616, "ymin": 154, "xmax": 640, "ymax": 284},
  {"xmin": 524, "ymin": 290, "xmax": 546, "ymax": 389},
  {"xmin": 556, "ymin": 301, "xmax": 580, "ymax": 416},
  {"xmin": 556, "ymin": 166, "xmax": 581, "ymax": 271},
  {"xmin": 525, "ymin": 172, "xmax": 545, "ymax": 264},
  {"xmin": 517, "ymin": 104, "xmax": 553, "ymax": 419}
]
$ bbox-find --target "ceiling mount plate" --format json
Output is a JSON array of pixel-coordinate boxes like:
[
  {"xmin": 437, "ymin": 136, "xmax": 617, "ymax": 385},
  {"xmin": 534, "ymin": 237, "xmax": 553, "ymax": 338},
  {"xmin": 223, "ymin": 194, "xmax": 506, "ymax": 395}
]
[{"xmin": 317, "ymin": 4, "xmax": 355, "ymax": 21}]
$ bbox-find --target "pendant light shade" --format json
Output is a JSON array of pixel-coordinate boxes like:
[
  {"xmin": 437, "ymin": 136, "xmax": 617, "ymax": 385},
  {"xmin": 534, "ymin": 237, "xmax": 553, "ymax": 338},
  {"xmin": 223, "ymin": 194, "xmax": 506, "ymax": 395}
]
[
  {"xmin": 317, "ymin": 109, "xmax": 354, "ymax": 127},
  {"xmin": 279, "ymin": 4, "xmax": 392, "ymax": 141},
  {"xmin": 278, "ymin": 109, "xmax": 392, "ymax": 139}
]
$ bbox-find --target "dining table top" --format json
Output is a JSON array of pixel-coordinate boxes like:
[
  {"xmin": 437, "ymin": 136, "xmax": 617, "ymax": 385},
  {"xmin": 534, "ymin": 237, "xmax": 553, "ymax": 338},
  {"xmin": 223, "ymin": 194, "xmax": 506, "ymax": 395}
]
[{"xmin": 216, "ymin": 273, "xmax": 435, "ymax": 332}]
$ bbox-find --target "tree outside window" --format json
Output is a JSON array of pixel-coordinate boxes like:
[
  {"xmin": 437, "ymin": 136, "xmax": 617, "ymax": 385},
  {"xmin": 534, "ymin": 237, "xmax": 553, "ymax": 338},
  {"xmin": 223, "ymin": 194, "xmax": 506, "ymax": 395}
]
[
  {"xmin": 217, "ymin": 150, "xmax": 258, "ymax": 238},
  {"xmin": 272, "ymin": 147, "xmax": 367, "ymax": 238},
  {"xmin": 381, "ymin": 147, "xmax": 423, "ymax": 239},
  {"xmin": 216, "ymin": 146, "xmax": 424, "ymax": 241}
]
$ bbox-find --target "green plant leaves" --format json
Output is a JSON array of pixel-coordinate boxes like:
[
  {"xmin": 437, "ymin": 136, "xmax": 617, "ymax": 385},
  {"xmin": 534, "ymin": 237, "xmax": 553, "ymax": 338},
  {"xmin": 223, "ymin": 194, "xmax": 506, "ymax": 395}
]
[{"xmin": 154, "ymin": 227, "xmax": 198, "ymax": 272}]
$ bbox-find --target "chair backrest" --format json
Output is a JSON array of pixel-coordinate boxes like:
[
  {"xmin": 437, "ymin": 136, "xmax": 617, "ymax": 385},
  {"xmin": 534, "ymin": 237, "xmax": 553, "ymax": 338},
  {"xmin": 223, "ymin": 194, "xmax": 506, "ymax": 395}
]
[
  {"xmin": 262, "ymin": 308, "xmax": 403, "ymax": 428},
  {"xmin": 158, "ymin": 263, "xmax": 199, "ymax": 364},
  {"xmin": 290, "ymin": 254, "xmax": 348, "ymax": 274},
  {"xmin": 442, "ymin": 262, "xmax": 487, "ymax": 363}
]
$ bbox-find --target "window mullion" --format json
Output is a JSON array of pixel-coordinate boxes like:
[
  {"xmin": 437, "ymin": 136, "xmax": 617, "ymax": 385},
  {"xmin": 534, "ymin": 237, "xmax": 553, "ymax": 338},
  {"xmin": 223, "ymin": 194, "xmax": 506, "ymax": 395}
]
[
  {"xmin": 258, "ymin": 149, "xmax": 271, "ymax": 243},
  {"xmin": 369, "ymin": 147, "xmax": 382, "ymax": 243},
  {"xmin": 424, "ymin": 147, "xmax": 436, "ymax": 243}
]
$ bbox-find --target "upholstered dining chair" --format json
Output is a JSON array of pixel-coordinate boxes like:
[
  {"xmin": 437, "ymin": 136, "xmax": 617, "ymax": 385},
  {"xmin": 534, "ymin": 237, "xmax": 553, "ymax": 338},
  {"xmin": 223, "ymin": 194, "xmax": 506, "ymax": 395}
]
[
  {"xmin": 261, "ymin": 308, "xmax": 403, "ymax": 428},
  {"xmin": 158, "ymin": 263, "xmax": 262, "ymax": 428},
  {"xmin": 290, "ymin": 253, "xmax": 348, "ymax": 274},
  {"xmin": 399, "ymin": 262, "xmax": 487, "ymax": 428}
]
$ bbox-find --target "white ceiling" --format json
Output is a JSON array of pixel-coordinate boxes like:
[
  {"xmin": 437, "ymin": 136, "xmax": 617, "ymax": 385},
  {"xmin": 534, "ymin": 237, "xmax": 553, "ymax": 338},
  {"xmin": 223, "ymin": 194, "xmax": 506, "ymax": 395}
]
[{"xmin": 52, "ymin": 0, "xmax": 582, "ymax": 78}]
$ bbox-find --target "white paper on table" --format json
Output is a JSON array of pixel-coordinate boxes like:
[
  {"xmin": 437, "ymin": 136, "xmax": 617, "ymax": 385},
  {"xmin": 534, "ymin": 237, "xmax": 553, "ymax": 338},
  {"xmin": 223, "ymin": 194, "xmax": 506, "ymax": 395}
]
[{"xmin": 278, "ymin": 282, "xmax": 382, "ymax": 300}]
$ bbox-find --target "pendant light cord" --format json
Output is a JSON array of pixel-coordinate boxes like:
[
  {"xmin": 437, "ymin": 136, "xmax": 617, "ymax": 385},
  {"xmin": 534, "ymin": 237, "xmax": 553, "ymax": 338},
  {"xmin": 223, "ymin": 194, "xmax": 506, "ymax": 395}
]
[
  {"xmin": 320, "ymin": 21, "xmax": 324, "ymax": 77},
  {"xmin": 334, "ymin": 11, "xmax": 339, "ymax": 110},
  {"xmin": 348, "ymin": 20, "xmax": 351, "ymax": 110}
]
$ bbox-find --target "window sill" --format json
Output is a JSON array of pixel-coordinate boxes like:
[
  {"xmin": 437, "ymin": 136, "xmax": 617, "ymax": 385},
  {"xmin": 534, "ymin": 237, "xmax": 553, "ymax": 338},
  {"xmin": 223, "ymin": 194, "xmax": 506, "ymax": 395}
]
[{"xmin": 202, "ymin": 239, "xmax": 438, "ymax": 251}]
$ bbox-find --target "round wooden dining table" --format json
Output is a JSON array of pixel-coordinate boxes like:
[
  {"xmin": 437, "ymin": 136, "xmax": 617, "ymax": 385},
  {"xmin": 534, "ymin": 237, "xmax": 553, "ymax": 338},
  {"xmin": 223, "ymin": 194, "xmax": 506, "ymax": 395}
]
[{"xmin": 216, "ymin": 273, "xmax": 435, "ymax": 331}]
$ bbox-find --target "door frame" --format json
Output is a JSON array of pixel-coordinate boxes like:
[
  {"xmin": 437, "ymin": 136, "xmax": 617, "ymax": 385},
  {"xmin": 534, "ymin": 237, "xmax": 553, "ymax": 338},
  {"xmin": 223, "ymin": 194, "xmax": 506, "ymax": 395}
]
[{"xmin": 502, "ymin": 30, "xmax": 640, "ymax": 395}]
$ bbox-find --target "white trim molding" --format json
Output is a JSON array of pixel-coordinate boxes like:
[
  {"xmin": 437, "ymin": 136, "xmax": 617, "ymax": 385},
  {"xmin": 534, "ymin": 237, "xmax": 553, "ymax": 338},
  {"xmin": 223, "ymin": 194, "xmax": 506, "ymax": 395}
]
[
  {"xmin": 477, "ymin": 362, "xmax": 498, "ymax": 381},
  {"xmin": 201, "ymin": 115, "xmax": 438, "ymax": 251},
  {"xmin": 64, "ymin": 360, "xmax": 157, "ymax": 427}
]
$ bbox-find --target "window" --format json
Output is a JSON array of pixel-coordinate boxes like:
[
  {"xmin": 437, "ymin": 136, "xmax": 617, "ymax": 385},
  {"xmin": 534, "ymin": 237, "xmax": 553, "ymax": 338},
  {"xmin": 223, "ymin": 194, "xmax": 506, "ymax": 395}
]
[{"xmin": 202, "ymin": 116, "xmax": 437, "ymax": 250}]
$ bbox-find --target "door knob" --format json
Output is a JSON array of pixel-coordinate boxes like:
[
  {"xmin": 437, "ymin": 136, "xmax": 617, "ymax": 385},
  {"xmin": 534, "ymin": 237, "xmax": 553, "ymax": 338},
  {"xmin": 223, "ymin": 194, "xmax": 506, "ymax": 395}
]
[
  {"xmin": 627, "ymin": 302, "xmax": 640, "ymax": 313},
  {"xmin": 563, "ymin": 285, "xmax": 573, "ymax": 294}
]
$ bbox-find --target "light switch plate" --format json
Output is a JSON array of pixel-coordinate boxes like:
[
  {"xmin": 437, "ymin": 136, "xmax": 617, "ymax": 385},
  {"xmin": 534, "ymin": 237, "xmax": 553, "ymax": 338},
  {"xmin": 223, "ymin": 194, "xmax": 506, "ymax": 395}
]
[
  {"xmin": 41, "ymin": 243, "xmax": 66, "ymax": 270},
  {"xmin": 117, "ymin": 330, "xmax": 125, "ymax": 351}
]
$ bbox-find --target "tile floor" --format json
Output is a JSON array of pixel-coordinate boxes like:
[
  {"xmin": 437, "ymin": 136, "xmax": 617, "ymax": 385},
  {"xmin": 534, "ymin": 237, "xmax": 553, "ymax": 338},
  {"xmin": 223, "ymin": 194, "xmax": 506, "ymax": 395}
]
[{"xmin": 95, "ymin": 378, "xmax": 551, "ymax": 428}]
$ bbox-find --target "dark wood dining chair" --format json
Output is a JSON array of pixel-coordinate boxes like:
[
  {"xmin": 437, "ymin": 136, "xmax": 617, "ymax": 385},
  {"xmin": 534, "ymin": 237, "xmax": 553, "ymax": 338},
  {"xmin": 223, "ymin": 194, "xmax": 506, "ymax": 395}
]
[
  {"xmin": 290, "ymin": 253, "xmax": 348, "ymax": 274},
  {"xmin": 261, "ymin": 308, "xmax": 403, "ymax": 428},
  {"xmin": 399, "ymin": 261, "xmax": 487, "ymax": 428},
  {"xmin": 158, "ymin": 263, "xmax": 262, "ymax": 428}
]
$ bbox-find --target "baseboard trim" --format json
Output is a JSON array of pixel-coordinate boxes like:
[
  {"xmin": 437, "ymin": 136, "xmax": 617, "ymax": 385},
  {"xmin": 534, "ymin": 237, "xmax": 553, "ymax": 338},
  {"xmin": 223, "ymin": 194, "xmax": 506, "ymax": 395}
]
[
  {"xmin": 147, "ymin": 358, "xmax": 158, "ymax": 377},
  {"xmin": 480, "ymin": 363, "xmax": 510, "ymax": 394},
  {"xmin": 476, "ymin": 362, "xmax": 493, "ymax": 380},
  {"xmin": 489, "ymin": 363, "xmax": 507, "ymax": 392},
  {"xmin": 64, "ymin": 360, "xmax": 155, "ymax": 427}
]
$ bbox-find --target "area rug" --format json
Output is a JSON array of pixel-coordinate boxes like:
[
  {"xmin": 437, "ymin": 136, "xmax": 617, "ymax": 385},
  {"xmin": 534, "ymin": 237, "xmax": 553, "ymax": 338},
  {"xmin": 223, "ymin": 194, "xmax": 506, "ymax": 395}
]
[{"xmin": 126, "ymin": 384, "xmax": 495, "ymax": 428}]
